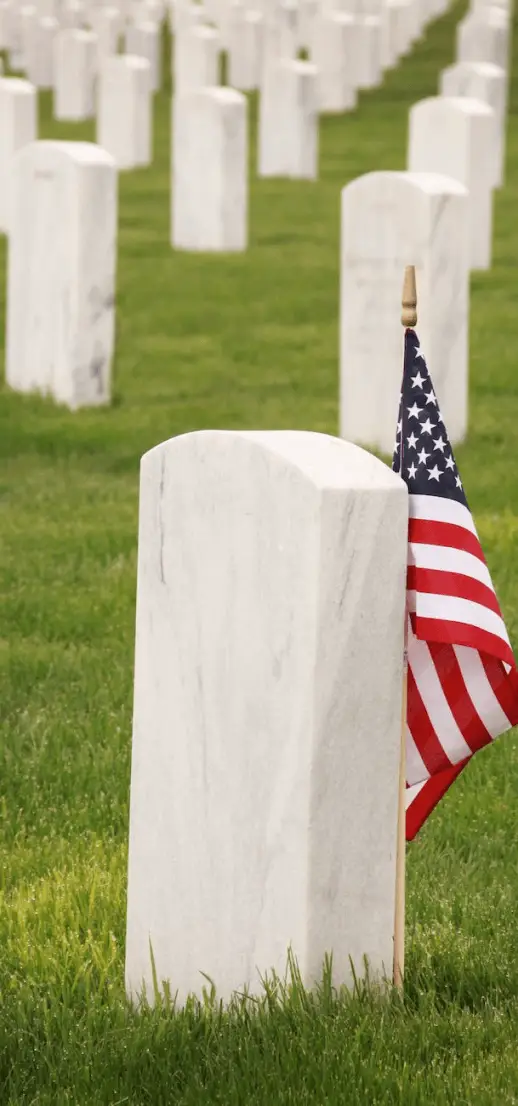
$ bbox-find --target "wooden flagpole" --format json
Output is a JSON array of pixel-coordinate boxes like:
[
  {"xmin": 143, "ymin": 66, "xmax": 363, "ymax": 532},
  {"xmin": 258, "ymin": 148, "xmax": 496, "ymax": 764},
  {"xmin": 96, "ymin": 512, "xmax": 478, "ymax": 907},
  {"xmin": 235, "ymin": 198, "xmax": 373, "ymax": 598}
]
[{"xmin": 393, "ymin": 266, "xmax": 417, "ymax": 991}]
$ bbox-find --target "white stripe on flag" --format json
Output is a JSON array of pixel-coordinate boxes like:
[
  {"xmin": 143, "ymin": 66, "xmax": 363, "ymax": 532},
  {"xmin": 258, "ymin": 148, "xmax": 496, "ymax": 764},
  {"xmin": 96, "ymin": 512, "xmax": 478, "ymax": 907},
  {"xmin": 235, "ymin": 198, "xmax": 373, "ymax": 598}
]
[
  {"xmin": 409, "ymin": 494, "xmax": 478, "ymax": 535},
  {"xmin": 409, "ymin": 630, "xmax": 474, "ymax": 769},
  {"xmin": 408, "ymin": 543, "xmax": 494, "ymax": 590},
  {"xmin": 453, "ymin": 645, "xmax": 514, "ymax": 735},
  {"xmin": 415, "ymin": 593, "xmax": 511, "ymax": 646}
]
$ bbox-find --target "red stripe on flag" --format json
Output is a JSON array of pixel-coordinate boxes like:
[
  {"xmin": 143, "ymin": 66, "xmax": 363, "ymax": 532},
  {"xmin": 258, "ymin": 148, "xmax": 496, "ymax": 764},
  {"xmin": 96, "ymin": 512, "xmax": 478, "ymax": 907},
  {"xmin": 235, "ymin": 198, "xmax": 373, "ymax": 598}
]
[
  {"xmin": 409, "ymin": 519, "xmax": 486, "ymax": 562},
  {"xmin": 481, "ymin": 655, "xmax": 518, "ymax": 727},
  {"xmin": 413, "ymin": 616, "xmax": 515, "ymax": 669},
  {"xmin": 407, "ymin": 666, "xmax": 452, "ymax": 778},
  {"xmin": 406, "ymin": 761, "xmax": 468, "ymax": 841},
  {"xmin": 407, "ymin": 566, "xmax": 502, "ymax": 617},
  {"xmin": 427, "ymin": 641, "xmax": 492, "ymax": 755}
]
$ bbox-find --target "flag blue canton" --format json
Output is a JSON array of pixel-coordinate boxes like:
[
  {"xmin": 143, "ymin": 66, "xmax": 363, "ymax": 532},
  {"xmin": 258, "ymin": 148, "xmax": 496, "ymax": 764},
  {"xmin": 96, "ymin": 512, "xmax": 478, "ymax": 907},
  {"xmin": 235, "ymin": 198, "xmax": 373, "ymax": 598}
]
[{"xmin": 392, "ymin": 329, "xmax": 468, "ymax": 508}]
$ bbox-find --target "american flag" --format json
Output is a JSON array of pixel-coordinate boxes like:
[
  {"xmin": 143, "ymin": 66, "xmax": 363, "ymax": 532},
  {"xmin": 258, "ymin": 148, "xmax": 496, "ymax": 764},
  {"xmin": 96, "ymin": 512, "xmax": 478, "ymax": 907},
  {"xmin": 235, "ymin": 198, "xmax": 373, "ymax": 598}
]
[{"xmin": 393, "ymin": 328, "xmax": 518, "ymax": 840}]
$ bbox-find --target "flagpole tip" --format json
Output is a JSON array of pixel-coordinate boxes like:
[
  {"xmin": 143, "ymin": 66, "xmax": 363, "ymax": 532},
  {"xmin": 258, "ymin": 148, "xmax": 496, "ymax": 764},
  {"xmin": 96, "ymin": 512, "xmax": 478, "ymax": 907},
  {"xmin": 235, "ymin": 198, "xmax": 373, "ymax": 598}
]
[{"xmin": 402, "ymin": 266, "xmax": 417, "ymax": 328}]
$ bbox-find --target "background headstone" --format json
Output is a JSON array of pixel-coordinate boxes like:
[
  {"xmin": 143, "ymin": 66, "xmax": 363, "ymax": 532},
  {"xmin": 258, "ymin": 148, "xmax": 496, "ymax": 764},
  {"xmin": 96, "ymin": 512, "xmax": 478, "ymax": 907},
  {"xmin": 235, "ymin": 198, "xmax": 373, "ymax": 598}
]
[
  {"xmin": 172, "ymin": 87, "xmax": 248, "ymax": 252},
  {"xmin": 0, "ymin": 76, "xmax": 36, "ymax": 234},
  {"xmin": 97, "ymin": 55, "xmax": 152, "ymax": 169},
  {"xmin": 6, "ymin": 141, "xmax": 117, "ymax": 409},
  {"xmin": 340, "ymin": 170, "xmax": 469, "ymax": 453}
]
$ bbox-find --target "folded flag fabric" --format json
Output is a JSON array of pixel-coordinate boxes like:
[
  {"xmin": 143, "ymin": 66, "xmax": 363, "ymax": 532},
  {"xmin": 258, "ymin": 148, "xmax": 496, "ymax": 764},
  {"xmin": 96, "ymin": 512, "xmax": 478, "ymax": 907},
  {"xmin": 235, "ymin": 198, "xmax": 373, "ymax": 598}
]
[{"xmin": 392, "ymin": 328, "xmax": 518, "ymax": 840}]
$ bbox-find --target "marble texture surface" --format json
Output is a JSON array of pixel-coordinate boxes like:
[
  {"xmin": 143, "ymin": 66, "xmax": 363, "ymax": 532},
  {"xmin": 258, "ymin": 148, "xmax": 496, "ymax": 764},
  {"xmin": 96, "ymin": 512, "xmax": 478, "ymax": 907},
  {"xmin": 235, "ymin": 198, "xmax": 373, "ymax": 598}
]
[
  {"xmin": 174, "ymin": 24, "xmax": 220, "ymax": 95},
  {"xmin": 258, "ymin": 59, "xmax": 318, "ymax": 180},
  {"xmin": 0, "ymin": 76, "xmax": 36, "ymax": 234},
  {"xmin": 125, "ymin": 429, "xmax": 408, "ymax": 1006},
  {"xmin": 97, "ymin": 55, "xmax": 151, "ymax": 169},
  {"xmin": 53, "ymin": 29, "xmax": 97, "ymax": 120},
  {"xmin": 340, "ymin": 170, "xmax": 469, "ymax": 454},
  {"xmin": 440, "ymin": 61, "xmax": 507, "ymax": 187},
  {"xmin": 6, "ymin": 140, "xmax": 117, "ymax": 408},
  {"xmin": 172, "ymin": 87, "xmax": 247, "ymax": 252},
  {"xmin": 407, "ymin": 95, "xmax": 495, "ymax": 271},
  {"xmin": 312, "ymin": 13, "xmax": 358, "ymax": 113}
]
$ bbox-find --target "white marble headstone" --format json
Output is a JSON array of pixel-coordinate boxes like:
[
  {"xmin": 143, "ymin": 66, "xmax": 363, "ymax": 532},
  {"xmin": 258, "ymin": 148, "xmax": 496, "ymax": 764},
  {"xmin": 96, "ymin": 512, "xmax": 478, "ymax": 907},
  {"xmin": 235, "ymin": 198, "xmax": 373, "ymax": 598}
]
[
  {"xmin": 125, "ymin": 21, "xmax": 161, "ymax": 91},
  {"xmin": 0, "ymin": 77, "xmax": 36, "ymax": 234},
  {"xmin": 91, "ymin": 5, "xmax": 122, "ymax": 64},
  {"xmin": 171, "ymin": 87, "xmax": 247, "ymax": 252},
  {"xmin": 340, "ymin": 170, "xmax": 469, "ymax": 454},
  {"xmin": 173, "ymin": 24, "xmax": 220, "ymax": 95},
  {"xmin": 53, "ymin": 28, "xmax": 97, "ymax": 121},
  {"xmin": 258, "ymin": 59, "xmax": 318, "ymax": 180},
  {"xmin": 6, "ymin": 141, "xmax": 117, "ymax": 409},
  {"xmin": 97, "ymin": 55, "xmax": 152, "ymax": 169},
  {"xmin": 125, "ymin": 428, "xmax": 408, "ymax": 1006},
  {"xmin": 356, "ymin": 15, "xmax": 383, "ymax": 90},
  {"xmin": 439, "ymin": 61, "xmax": 507, "ymax": 187},
  {"xmin": 456, "ymin": 9, "xmax": 509, "ymax": 71},
  {"xmin": 407, "ymin": 95, "xmax": 495, "ymax": 271},
  {"xmin": 312, "ymin": 12, "xmax": 358, "ymax": 112},
  {"xmin": 26, "ymin": 15, "xmax": 58, "ymax": 88},
  {"xmin": 61, "ymin": 0, "xmax": 87, "ymax": 28},
  {"xmin": 227, "ymin": 7, "xmax": 262, "ymax": 91}
]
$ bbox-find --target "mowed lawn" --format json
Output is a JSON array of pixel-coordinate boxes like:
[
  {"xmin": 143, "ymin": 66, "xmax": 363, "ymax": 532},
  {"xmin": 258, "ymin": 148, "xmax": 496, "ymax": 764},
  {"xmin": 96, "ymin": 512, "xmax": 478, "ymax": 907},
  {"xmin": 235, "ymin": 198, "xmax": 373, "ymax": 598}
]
[{"xmin": 1, "ymin": 5, "xmax": 518, "ymax": 1102}]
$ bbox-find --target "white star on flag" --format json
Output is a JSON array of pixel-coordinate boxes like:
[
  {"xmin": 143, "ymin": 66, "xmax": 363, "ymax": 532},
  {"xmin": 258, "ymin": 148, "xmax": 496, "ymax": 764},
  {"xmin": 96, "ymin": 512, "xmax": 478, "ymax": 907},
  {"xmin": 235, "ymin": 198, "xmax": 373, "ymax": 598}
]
[
  {"xmin": 406, "ymin": 431, "xmax": 418, "ymax": 449},
  {"xmin": 427, "ymin": 464, "xmax": 442, "ymax": 481},
  {"xmin": 421, "ymin": 417, "xmax": 435, "ymax": 435},
  {"xmin": 407, "ymin": 403, "xmax": 422, "ymax": 420}
]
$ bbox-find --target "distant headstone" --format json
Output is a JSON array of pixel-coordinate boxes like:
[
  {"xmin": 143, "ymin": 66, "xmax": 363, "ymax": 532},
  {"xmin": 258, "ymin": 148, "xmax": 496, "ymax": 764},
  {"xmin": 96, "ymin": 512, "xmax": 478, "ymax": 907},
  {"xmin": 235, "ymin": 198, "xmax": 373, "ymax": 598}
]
[
  {"xmin": 340, "ymin": 170, "xmax": 469, "ymax": 453},
  {"xmin": 97, "ymin": 55, "xmax": 152, "ymax": 169},
  {"xmin": 407, "ymin": 95, "xmax": 495, "ymax": 271},
  {"xmin": 6, "ymin": 141, "xmax": 117, "ymax": 409},
  {"xmin": 20, "ymin": 4, "xmax": 37, "ymax": 68},
  {"xmin": 261, "ymin": 0, "xmax": 297, "ymax": 79},
  {"xmin": 227, "ymin": 7, "xmax": 262, "ymax": 91},
  {"xmin": 312, "ymin": 12, "xmax": 357, "ymax": 112},
  {"xmin": 456, "ymin": 9, "xmax": 509, "ymax": 70},
  {"xmin": 91, "ymin": 5, "xmax": 122, "ymax": 64},
  {"xmin": 125, "ymin": 21, "xmax": 161, "ymax": 91},
  {"xmin": 174, "ymin": 24, "xmax": 220, "ymax": 95},
  {"xmin": 0, "ymin": 76, "xmax": 36, "ymax": 234},
  {"xmin": 53, "ymin": 28, "xmax": 97, "ymax": 121},
  {"xmin": 356, "ymin": 15, "xmax": 383, "ymax": 90},
  {"xmin": 125, "ymin": 428, "xmax": 408, "ymax": 1007},
  {"xmin": 61, "ymin": 0, "xmax": 86, "ymax": 29},
  {"xmin": 258, "ymin": 59, "xmax": 318, "ymax": 179},
  {"xmin": 172, "ymin": 88, "xmax": 247, "ymax": 252},
  {"xmin": 6, "ymin": 2, "xmax": 24, "ymax": 69},
  {"xmin": 26, "ymin": 15, "xmax": 58, "ymax": 88},
  {"xmin": 439, "ymin": 60, "xmax": 506, "ymax": 187}
]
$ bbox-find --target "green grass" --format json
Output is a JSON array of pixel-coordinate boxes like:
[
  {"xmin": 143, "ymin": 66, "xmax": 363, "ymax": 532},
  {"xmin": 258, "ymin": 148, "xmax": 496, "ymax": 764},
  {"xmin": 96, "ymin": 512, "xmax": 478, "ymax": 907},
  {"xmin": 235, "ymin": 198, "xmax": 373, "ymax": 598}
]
[{"xmin": 1, "ymin": 5, "xmax": 518, "ymax": 1101}]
